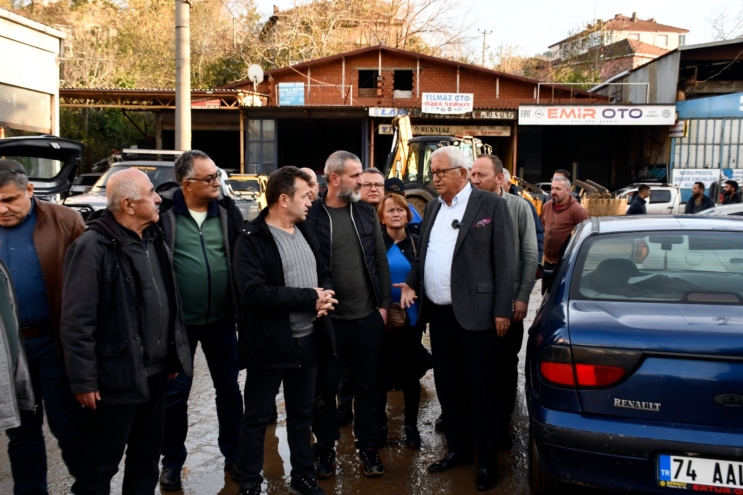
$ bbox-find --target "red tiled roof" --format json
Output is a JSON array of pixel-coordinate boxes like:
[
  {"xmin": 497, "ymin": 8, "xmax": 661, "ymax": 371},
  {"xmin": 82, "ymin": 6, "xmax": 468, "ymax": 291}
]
[{"xmin": 550, "ymin": 14, "xmax": 688, "ymax": 48}]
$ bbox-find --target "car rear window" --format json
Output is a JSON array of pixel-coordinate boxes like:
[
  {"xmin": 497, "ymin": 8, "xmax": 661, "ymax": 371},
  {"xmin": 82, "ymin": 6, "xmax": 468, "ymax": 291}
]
[
  {"xmin": 572, "ymin": 231, "xmax": 743, "ymax": 304},
  {"xmin": 90, "ymin": 165, "xmax": 175, "ymax": 193}
]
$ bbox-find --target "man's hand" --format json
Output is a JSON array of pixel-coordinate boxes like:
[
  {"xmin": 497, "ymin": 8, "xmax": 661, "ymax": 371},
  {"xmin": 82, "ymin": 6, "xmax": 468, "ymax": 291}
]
[
  {"xmin": 513, "ymin": 301, "xmax": 528, "ymax": 324},
  {"xmin": 495, "ymin": 317, "xmax": 511, "ymax": 337},
  {"xmin": 314, "ymin": 288, "xmax": 337, "ymax": 317},
  {"xmin": 168, "ymin": 373, "xmax": 179, "ymax": 380},
  {"xmin": 379, "ymin": 307, "xmax": 388, "ymax": 324},
  {"xmin": 393, "ymin": 283, "xmax": 417, "ymax": 308},
  {"xmin": 75, "ymin": 391, "xmax": 100, "ymax": 410}
]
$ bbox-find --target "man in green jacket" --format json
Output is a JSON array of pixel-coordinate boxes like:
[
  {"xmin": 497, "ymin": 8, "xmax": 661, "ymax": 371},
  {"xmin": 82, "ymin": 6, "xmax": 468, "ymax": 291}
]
[{"xmin": 158, "ymin": 150, "xmax": 245, "ymax": 491}]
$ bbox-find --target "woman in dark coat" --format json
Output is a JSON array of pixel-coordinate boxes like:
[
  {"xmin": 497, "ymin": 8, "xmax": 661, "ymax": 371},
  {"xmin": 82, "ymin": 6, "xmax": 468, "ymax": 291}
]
[{"xmin": 376, "ymin": 193, "xmax": 429, "ymax": 449}]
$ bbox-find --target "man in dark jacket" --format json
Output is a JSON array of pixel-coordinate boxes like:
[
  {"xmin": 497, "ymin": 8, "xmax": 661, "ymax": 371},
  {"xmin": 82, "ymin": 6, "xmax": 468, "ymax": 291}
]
[
  {"xmin": 684, "ymin": 182, "xmax": 715, "ymax": 214},
  {"xmin": 233, "ymin": 167, "xmax": 336, "ymax": 495},
  {"xmin": 722, "ymin": 180, "xmax": 742, "ymax": 204},
  {"xmin": 157, "ymin": 150, "xmax": 244, "ymax": 490},
  {"xmin": 0, "ymin": 159, "xmax": 86, "ymax": 494},
  {"xmin": 626, "ymin": 184, "xmax": 650, "ymax": 215},
  {"xmin": 61, "ymin": 168, "xmax": 193, "ymax": 494},
  {"xmin": 307, "ymin": 151, "xmax": 392, "ymax": 479}
]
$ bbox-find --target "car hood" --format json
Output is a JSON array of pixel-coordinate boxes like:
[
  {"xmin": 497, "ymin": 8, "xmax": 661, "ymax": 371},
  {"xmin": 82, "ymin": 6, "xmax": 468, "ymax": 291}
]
[
  {"xmin": 63, "ymin": 192, "xmax": 106, "ymax": 207},
  {"xmin": 0, "ymin": 136, "xmax": 84, "ymax": 196}
]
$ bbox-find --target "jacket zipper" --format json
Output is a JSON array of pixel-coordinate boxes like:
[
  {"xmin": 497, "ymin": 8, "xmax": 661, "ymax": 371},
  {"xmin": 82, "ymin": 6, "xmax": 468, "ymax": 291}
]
[
  {"xmin": 320, "ymin": 203, "xmax": 334, "ymax": 264},
  {"xmin": 144, "ymin": 246, "xmax": 163, "ymax": 369},
  {"xmin": 198, "ymin": 227, "xmax": 212, "ymax": 324}
]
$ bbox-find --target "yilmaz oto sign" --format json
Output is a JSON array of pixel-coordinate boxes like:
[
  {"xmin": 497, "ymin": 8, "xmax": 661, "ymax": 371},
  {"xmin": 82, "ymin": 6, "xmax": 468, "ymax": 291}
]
[
  {"xmin": 422, "ymin": 93, "xmax": 473, "ymax": 114},
  {"xmin": 518, "ymin": 105, "xmax": 676, "ymax": 125}
]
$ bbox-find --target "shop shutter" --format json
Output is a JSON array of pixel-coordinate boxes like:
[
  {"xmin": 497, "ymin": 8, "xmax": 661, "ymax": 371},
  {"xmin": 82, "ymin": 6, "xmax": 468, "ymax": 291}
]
[{"xmin": 0, "ymin": 84, "xmax": 52, "ymax": 133}]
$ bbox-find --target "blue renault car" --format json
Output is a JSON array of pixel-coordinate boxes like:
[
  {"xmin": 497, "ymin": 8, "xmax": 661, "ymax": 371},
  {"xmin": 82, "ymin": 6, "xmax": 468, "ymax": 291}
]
[{"xmin": 526, "ymin": 216, "xmax": 743, "ymax": 494}]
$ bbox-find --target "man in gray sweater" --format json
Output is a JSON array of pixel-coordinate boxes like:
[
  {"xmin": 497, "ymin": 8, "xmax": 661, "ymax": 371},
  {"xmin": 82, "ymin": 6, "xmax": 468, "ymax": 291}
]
[{"xmin": 470, "ymin": 154, "xmax": 538, "ymax": 450}]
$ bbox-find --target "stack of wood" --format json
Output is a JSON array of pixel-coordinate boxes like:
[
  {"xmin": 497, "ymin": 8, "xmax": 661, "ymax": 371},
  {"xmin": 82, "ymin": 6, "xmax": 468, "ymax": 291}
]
[{"xmin": 583, "ymin": 193, "xmax": 627, "ymax": 217}]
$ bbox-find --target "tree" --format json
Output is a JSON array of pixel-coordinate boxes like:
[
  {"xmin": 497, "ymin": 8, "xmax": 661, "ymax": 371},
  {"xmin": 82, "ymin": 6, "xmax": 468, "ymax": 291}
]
[{"xmin": 708, "ymin": 3, "xmax": 743, "ymax": 41}]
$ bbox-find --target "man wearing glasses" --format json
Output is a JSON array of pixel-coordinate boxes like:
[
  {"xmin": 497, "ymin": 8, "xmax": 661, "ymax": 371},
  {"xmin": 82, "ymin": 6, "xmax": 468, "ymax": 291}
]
[
  {"xmin": 359, "ymin": 168, "xmax": 385, "ymax": 207},
  {"xmin": 157, "ymin": 150, "xmax": 245, "ymax": 490}
]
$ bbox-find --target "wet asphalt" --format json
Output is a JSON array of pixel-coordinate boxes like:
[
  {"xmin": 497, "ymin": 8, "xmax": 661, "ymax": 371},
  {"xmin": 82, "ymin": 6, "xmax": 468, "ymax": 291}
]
[{"xmin": 0, "ymin": 284, "xmax": 616, "ymax": 494}]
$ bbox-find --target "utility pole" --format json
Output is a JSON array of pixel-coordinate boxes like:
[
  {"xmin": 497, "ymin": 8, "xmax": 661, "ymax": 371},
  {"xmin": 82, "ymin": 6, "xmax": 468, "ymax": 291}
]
[
  {"xmin": 175, "ymin": 0, "xmax": 191, "ymax": 151},
  {"xmin": 478, "ymin": 29, "xmax": 492, "ymax": 67}
]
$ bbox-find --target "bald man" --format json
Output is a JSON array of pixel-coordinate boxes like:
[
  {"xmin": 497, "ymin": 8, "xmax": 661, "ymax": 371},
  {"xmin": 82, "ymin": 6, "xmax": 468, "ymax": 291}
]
[
  {"xmin": 61, "ymin": 168, "xmax": 193, "ymax": 494},
  {"xmin": 300, "ymin": 168, "xmax": 320, "ymax": 201}
]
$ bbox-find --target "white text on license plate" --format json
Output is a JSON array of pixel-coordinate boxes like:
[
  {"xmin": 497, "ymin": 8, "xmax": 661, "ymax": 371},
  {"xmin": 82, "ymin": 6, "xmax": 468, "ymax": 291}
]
[{"xmin": 659, "ymin": 455, "xmax": 743, "ymax": 490}]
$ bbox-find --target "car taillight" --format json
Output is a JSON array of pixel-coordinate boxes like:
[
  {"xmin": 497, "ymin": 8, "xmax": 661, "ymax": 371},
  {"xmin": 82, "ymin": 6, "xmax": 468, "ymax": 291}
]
[{"xmin": 539, "ymin": 345, "xmax": 642, "ymax": 389}]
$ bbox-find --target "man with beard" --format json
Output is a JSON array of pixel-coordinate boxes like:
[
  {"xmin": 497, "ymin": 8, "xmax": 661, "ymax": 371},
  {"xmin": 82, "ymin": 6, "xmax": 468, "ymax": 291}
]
[
  {"xmin": 684, "ymin": 182, "xmax": 714, "ymax": 213},
  {"xmin": 308, "ymin": 151, "xmax": 391, "ymax": 479},
  {"xmin": 722, "ymin": 180, "xmax": 742, "ymax": 204}
]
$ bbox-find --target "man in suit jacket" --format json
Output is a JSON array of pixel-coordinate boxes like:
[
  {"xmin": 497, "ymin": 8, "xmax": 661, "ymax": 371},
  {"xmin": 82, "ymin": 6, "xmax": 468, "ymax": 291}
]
[{"xmin": 397, "ymin": 147, "xmax": 516, "ymax": 491}]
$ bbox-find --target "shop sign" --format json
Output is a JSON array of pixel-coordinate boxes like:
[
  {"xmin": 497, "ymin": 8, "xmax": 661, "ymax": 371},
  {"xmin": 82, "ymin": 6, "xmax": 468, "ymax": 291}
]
[
  {"xmin": 411, "ymin": 125, "xmax": 510, "ymax": 137},
  {"xmin": 672, "ymin": 169, "xmax": 743, "ymax": 189},
  {"xmin": 379, "ymin": 124, "xmax": 394, "ymax": 135},
  {"xmin": 473, "ymin": 110, "xmax": 516, "ymax": 120},
  {"xmin": 422, "ymin": 93, "xmax": 474, "ymax": 114},
  {"xmin": 191, "ymin": 97, "xmax": 221, "ymax": 109},
  {"xmin": 278, "ymin": 82, "xmax": 305, "ymax": 106},
  {"xmin": 669, "ymin": 121, "xmax": 687, "ymax": 138},
  {"xmin": 518, "ymin": 105, "xmax": 676, "ymax": 125},
  {"xmin": 369, "ymin": 107, "xmax": 407, "ymax": 117}
]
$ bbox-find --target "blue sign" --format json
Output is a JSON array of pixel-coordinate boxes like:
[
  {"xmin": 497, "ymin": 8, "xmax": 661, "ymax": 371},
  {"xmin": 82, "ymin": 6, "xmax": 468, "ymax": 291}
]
[
  {"xmin": 279, "ymin": 83, "xmax": 305, "ymax": 106},
  {"xmin": 676, "ymin": 93, "xmax": 743, "ymax": 119}
]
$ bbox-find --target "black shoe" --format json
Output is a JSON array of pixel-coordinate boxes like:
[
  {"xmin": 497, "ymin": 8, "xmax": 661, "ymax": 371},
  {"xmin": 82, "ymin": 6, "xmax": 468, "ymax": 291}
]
[
  {"xmin": 435, "ymin": 413, "xmax": 444, "ymax": 431},
  {"xmin": 336, "ymin": 405, "xmax": 353, "ymax": 426},
  {"xmin": 290, "ymin": 472, "xmax": 325, "ymax": 495},
  {"xmin": 404, "ymin": 425, "xmax": 421, "ymax": 449},
  {"xmin": 314, "ymin": 448, "xmax": 336, "ymax": 479},
  {"xmin": 159, "ymin": 467, "xmax": 182, "ymax": 491},
  {"xmin": 358, "ymin": 447, "xmax": 384, "ymax": 477},
  {"xmin": 380, "ymin": 426, "xmax": 388, "ymax": 445},
  {"xmin": 428, "ymin": 451, "xmax": 474, "ymax": 473},
  {"xmin": 238, "ymin": 484, "xmax": 262, "ymax": 495},
  {"xmin": 476, "ymin": 467, "xmax": 499, "ymax": 491},
  {"xmin": 498, "ymin": 434, "xmax": 514, "ymax": 451}
]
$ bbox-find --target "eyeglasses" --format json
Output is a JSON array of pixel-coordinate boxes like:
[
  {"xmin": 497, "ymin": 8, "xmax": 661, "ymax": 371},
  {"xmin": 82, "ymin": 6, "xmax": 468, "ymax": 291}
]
[
  {"xmin": 428, "ymin": 167, "xmax": 460, "ymax": 179},
  {"xmin": 361, "ymin": 182, "xmax": 384, "ymax": 190},
  {"xmin": 186, "ymin": 170, "xmax": 222, "ymax": 185}
]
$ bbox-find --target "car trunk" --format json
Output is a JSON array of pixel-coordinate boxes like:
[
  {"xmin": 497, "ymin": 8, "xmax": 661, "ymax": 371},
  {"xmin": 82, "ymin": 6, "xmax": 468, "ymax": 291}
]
[
  {"xmin": 568, "ymin": 300, "xmax": 743, "ymax": 428},
  {"xmin": 0, "ymin": 136, "xmax": 83, "ymax": 196}
]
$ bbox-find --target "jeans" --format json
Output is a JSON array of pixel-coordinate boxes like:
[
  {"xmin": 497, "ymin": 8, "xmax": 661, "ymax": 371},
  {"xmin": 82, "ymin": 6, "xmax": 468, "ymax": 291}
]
[
  {"xmin": 5, "ymin": 332, "xmax": 86, "ymax": 495},
  {"xmin": 428, "ymin": 302, "xmax": 499, "ymax": 469},
  {"xmin": 313, "ymin": 310, "xmax": 384, "ymax": 451},
  {"xmin": 161, "ymin": 318, "xmax": 242, "ymax": 469},
  {"xmin": 79, "ymin": 371, "xmax": 168, "ymax": 495},
  {"xmin": 495, "ymin": 320, "xmax": 524, "ymax": 437},
  {"xmin": 235, "ymin": 333, "xmax": 318, "ymax": 488}
]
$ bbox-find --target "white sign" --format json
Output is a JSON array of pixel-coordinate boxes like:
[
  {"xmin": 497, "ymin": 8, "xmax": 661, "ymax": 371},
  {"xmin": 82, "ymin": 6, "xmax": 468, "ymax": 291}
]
[
  {"xmin": 672, "ymin": 169, "xmax": 743, "ymax": 189},
  {"xmin": 411, "ymin": 125, "xmax": 510, "ymax": 137},
  {"xmin": 669, "ymin": 121, "xmax": 686, "ymax": 138},
  {"xmin": 518, "ymin": 105, "xmax": 676, "ymax": 126},
  {"xmin": 473, "ymin": 110, "xmax": 516, "ymax": 120},
  {"xmin": 369, "ymin": 107, "xmax": 407, "ymax": 117},
  {"xmin": 422, "ymin": 93, "xmax": 474, "ymax": 115},
  {"xmin": 379, "ymin": 124, "xmax": 394, "ymax": 135}
]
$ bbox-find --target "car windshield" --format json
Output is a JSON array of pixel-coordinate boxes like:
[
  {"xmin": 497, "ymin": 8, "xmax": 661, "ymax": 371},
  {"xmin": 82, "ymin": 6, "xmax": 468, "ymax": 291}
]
[
  {"xmin": 572, "ymin": 231, "xmax": 743, "ymax": 304},
  {"xmin": 230, "ymin": 179, "xmax": 260, "ymax": 192},
  {"xmin": 3, "ymin": 155, "xmax": 63, "ymax": 179},
  {"xmin": 89, "ymin": 165, "xmax": 175, "ymax": 194},
  {"xmin": 73, "ymin": 175, "xmax": 100, "ymax": 186}
]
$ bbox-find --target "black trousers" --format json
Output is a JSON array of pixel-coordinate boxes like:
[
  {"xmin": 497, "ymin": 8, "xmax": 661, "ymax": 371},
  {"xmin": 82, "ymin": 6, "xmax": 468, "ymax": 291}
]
[
  {"xmin": 313, "ymin": 310, "xmax": 384, "ymax": 451},
  {"xmin": 378, "ymin": 326, "xmax": 423, "ymax": 428},
  {"xmin": 235, "ymin": 333, "xmax": 318, "ymax": 488},
  {"xmin": 428, "ymin": 302, "xmax": 499, "ymax": 469},
  {"xmin": 495, "ymin": 319, "xmax": 524, "ymax": 437},
  {"xmin": 78, "ymin": 371, "xmax": 168, "ymax": 495}
]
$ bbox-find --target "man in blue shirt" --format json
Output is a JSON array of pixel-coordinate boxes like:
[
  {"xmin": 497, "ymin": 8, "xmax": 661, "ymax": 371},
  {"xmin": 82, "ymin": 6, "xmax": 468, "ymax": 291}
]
[{"xmin": 0, "ymin": 159, "xmax": 86, "ymax": 494}]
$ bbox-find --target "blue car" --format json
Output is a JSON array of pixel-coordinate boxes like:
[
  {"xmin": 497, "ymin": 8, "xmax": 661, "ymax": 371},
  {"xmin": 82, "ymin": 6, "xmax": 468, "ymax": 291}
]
[{"xmin": 526, "ymin": 216, "xmax": 743, "ymax": 494}]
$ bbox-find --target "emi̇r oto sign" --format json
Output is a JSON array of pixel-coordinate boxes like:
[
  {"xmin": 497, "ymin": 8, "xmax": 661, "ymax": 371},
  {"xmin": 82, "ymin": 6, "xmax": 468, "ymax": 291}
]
[
  {"xmin": 422, "ymin": 93, "xmax": 474, "ymax": 115},
  {"xmin": 518, "ymin": 105, "xmax": 676, "ymax": 125}
]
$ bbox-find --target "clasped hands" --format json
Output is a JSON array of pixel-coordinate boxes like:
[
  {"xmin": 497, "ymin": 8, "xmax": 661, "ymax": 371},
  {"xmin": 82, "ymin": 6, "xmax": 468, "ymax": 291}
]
[{"xmin": 314, "ymin": 288, "xmax": 338, "ymax": 317}]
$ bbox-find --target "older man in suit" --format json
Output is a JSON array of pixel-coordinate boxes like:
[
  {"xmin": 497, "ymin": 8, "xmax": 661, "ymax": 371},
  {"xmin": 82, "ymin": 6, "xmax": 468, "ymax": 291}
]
[{"xmin": 397, "ymin": 147, "xmax": 515, "ymax": 491}]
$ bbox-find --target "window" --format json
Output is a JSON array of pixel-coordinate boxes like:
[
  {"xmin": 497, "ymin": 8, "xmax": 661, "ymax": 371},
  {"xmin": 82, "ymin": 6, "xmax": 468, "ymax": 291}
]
[
  {"xmin": 247, "ymin": 119, "xmax": 275, "ymax": 174},
  {"xmin": 657, "ymin": 34, "xmax": 668, "ymax": 46},
  {"xmin": 628, "ymin": 33, "xmax": 640, "ymax": 41},
  {"xmin": 393, "ymin": 70, "xmax": 413, "ymax": 98},
  {"xmin": 649, "ymin": 189, "xmax": 672, "ymax": 204},
  {"xmin": 572, "ymin": 232, "xmax": 743, "ymax": 303},
  {"xmin": 680, "ymin": 34, "xmax": 686, "ymax": 46},
  {"xmin": 358, "ymin": 70, "xmax": 378, "ymax": 89}
]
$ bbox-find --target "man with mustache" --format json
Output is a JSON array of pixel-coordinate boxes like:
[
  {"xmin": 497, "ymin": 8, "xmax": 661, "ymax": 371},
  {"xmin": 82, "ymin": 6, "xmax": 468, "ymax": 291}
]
[{"xmin": 307, "ymin": 151, "xmax": 391, "ymax": 479}]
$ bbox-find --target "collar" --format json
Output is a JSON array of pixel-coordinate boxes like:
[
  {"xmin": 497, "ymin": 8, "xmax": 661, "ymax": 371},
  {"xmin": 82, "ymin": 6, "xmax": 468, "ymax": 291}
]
[
  {"xmin": 173, "ymin": 188, "xmax": 220, "ymax": 217},
  {"xmin": 19, "ymin": 197, "xmax": 37, "ymax": 227},
  {"xmin": 438, "ymin": 181, "xmax": 472, "ymax": 207}
]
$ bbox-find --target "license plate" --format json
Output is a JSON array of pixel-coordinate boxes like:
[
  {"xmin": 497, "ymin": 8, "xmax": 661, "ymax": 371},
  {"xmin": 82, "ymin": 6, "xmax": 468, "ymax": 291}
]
[{"xmin": 658, "ymin": 454, "xmax": 743, "ymax": 491}]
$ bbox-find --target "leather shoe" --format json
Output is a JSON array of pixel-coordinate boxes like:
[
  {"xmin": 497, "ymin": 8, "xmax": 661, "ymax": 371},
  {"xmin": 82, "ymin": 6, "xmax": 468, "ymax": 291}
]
[
  {"xmin": 427, "ymin": 451, "xmax": 474, "ymax": 473},
  {"xmin": 476, "ymin": 467, "xmax": 498, "ymax": 491},
  {"xmin": 159, "ymin": 467, "xmax": 182, "ymax": 491}
]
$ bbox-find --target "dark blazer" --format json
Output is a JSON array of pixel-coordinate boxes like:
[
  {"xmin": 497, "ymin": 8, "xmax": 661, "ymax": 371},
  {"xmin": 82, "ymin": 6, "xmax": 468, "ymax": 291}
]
[
  {"xmin": 405, "ymin": 187, "xmax": 516, "ymax": 331},
  {"xmin": 626, "ymin": 195, "xmax": 647, "ymax": 215},
  {"xmin": 233, "ymin": 211, "xmax": 335, "ymax": 370}
]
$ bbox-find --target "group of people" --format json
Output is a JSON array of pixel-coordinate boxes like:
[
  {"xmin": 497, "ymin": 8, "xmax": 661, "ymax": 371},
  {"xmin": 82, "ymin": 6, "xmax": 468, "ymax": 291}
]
[{"xmin": 0, "ymin": 147, "xmax": 590, "ymax": 495}]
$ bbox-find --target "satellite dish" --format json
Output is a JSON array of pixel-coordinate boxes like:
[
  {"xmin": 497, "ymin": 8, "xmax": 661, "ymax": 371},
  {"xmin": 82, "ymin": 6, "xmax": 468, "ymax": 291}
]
[{"xmin": 247, "ymin": 65, "xmax": 264, "ymax": 90}]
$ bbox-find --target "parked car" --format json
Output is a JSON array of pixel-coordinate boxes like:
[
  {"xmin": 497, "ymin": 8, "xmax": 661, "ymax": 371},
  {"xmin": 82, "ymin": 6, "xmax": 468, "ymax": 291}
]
[
  {"xmin": 536, "ymin": 181, "xmax": 552, "ymax": 194},
  {"xmin": 527, "ymin": 215, "xmax": 743, "ymax": 494},
  {"xmin": 613, "ymin": 183, "xmax": 685, "ymax": 214},
  {"xmin": 64, "ymin": 150, "xmax": 259, "ymax": 221},
  {"xmin": 0, "ymin": 135, "xmax": 83, "ymax": 200},
  {"xmin": 697, "ymin": 204, "xmax": 743, "ymax": 216},
  {"xmin": 68, "ymin": 173, "xmax": 103, "ymax": 196},
  {"xmin": 228, "ymin": 173, "xmax": 267, "ymax": 209}
]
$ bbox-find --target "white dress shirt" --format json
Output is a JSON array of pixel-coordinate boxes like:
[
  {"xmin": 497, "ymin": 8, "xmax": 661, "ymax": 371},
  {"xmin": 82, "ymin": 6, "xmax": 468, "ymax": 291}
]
[{"xmin": 424, "ymin": 182, "xmax": 473, "ymax": 305}]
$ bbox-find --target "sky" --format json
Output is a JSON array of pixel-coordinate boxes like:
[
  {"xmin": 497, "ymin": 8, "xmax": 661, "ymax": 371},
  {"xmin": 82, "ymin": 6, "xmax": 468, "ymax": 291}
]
[{"xmin": 253, "ymin": 0, "xmax": 743, "ymax": 57}]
